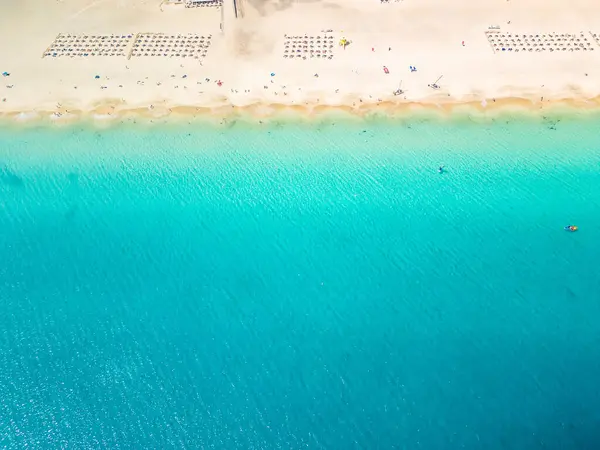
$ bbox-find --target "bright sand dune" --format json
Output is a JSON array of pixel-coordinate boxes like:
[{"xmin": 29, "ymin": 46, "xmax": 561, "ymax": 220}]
[{"xmin": 1, "ymin": 0, "xmax": 600, "ymax": 120}]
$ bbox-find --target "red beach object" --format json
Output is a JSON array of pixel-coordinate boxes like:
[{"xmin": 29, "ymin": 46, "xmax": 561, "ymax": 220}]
[{"xmin": 383, "ymin": 66, "xmax": 389, "ymax": 74}]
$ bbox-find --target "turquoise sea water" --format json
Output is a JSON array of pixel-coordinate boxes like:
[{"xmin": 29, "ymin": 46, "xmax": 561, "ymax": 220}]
[{"xmin": 1, "ymin": 115, "xmax": 600, "ymax": 449}]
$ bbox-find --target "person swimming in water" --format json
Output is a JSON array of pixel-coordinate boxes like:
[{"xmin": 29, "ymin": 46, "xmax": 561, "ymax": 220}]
[{"xmin": 438, "ymin": 165, "xmax": 444, "ymax": 174}]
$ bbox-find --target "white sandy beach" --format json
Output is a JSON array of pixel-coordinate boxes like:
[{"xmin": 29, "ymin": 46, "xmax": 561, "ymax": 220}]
[{"xmin": 1, "ymin": 0, "xmax": 600, "ymax": 122}]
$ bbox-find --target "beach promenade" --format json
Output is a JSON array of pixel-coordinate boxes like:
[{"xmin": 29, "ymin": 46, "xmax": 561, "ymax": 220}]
[{"xmin": 1, "ymin": 0, "xmax": 600, "ymax": 121}]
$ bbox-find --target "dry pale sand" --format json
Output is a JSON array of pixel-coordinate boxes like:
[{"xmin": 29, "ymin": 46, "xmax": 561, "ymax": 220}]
[{"xmin": 1, "ymin": 0, "xmax": 600, "ymax": 123}]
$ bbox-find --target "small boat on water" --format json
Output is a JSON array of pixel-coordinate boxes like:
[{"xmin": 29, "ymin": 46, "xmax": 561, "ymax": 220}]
[{"xmin": 564, "ymin": 225, "xmax": 578, "ymax": 232}]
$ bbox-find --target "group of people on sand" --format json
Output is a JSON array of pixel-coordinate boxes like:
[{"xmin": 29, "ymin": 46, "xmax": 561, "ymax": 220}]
[
  {"xmin": 184, "ymin": 0, "xmax": 222, "ymax": 8},
  {"xmin": 487, "ymin": 31, "xmax": 596, "ymax": 53},
  {"xmin": 44, "ymin": 34, "xmax": 134, "ymax": 58},
  {"xmin": 43, "ymin": 33, "xmax": 213, "ymax": 61},
  {"xmin": 283, "ymin": 35, "xmax": 336, "ymax": 60},
  {"xmin": 131, "ymin": 33, "xmax": 212, "ymax": 59}
]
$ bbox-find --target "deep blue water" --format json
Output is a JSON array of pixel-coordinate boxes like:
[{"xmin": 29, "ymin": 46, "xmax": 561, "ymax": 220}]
[{"xmin": 1, "ymin": 117, "xmax": 600, "ymax": 449}]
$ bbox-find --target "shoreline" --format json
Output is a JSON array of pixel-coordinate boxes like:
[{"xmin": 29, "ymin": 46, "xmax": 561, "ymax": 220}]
[{"xmin": 2, "ymin": 95, "xmax": 600, "ymax": 128}]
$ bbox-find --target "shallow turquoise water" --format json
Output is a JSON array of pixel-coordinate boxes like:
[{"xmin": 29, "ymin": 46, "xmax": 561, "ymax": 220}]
[{"xmin": 1, "ymin": 116, "xmax": 600, "ymax": 448}]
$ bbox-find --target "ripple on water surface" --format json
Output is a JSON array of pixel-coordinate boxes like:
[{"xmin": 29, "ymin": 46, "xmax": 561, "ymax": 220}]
[{"xmin": 1, "ymin": 116, "xmax": 600, "ymax": 448}]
